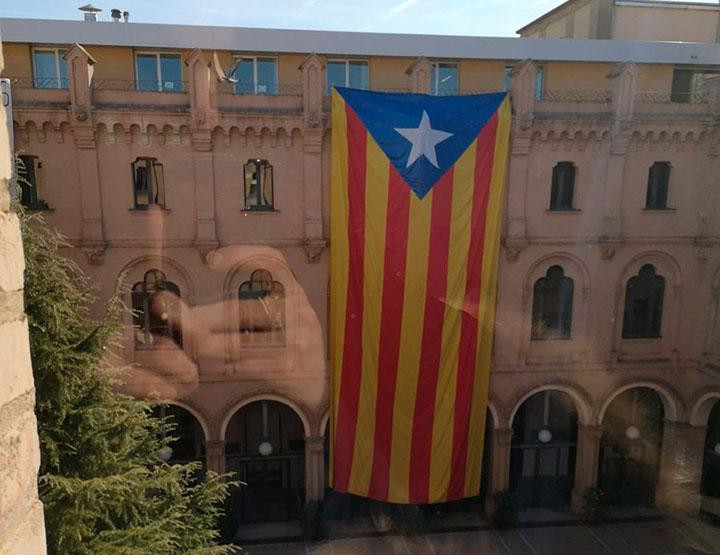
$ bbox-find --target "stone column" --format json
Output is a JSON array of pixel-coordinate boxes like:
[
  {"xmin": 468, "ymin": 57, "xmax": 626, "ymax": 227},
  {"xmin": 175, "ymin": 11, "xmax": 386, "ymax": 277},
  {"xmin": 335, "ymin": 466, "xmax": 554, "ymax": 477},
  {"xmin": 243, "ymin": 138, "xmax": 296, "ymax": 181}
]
[
  {"xmin": 184, "ymin": 48, "xmax": 219, "ymax": 256},
  {"xmin": 65, "ymin": 44, "xmax": 106, "ymax": 263},
  {"xmin": 490, "ymin": 428, "xmax": 513, "ymax": 493},
  {"xmin": 205, "ymin": 440, "xmax": 225, "ymax": 474},
  {"xmin": 406, "ymin": 57, "xmax": 432, "ymax": 94},
  {"xmin": 300, "ymin": 54, "xmax": 327, "ymax": 263},
  {"xmin": 0, "ymin": 36, "xmax": 47, "ymax": 554},
  {"xmin": 656, "ymin": 421, "xmax": 708, "ymax": 513},
  {"xmin": 600, "ymin": 62, "xmax": 636, "ymax": 256},
  {"xmin": 305, "ymin": 435, "xmax": 326, "ymax": 502},
  {"xmin": 504, "ymin": 59, "xmax": 536, "ymax": 261},
  {"xmin": 571, "ymin": 424, "xmax": 603, "ymax": 512}
]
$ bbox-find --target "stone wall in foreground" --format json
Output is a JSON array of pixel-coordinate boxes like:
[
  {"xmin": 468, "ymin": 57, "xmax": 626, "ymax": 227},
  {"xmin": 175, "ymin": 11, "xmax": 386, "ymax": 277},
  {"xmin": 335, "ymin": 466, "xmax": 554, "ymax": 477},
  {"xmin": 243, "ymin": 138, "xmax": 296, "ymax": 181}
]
[{"xmin": 0, "ymin": 36, "xmax": 46, "ymax": 555}]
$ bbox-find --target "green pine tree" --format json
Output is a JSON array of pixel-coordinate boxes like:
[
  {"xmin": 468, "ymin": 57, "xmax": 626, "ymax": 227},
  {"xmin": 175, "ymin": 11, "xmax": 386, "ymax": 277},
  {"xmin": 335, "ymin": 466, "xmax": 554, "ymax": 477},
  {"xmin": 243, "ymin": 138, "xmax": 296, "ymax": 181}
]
[{"xmin": 19, "ymin": 199, "xmax": 235, "ymax": 554}]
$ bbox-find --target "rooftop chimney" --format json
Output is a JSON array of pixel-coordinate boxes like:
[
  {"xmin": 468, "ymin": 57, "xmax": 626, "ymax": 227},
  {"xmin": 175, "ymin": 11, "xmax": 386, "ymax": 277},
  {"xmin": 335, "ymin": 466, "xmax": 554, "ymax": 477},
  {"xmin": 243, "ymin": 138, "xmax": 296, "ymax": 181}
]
[
  {"xmin": 78, "ymin": 4, "xmax": 102, "ymax": 21},
  {"xmin": 110, "ymin": 8, "xmax": 121, "ymax": 21},
  {"xmin": 123, "ymin": 10, "xmax": 129, "ymax": 22}
]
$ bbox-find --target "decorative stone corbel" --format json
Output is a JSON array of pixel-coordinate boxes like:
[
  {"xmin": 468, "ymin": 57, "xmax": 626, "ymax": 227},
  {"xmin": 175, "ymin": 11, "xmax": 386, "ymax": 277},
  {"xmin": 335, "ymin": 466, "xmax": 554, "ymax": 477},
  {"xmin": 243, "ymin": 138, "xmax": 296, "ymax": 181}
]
[
  {"xmin": 406, "ymin": 56, "xmax": 432, "ymax": 94},
  {"xmin": 82, "ymin": 246, "xmax": 106, "ymax": 265},
  {"xmin": 503, "ymin": 237, "xmax": 528, "ymax": 262},
  {"xmin": 598, "ymin": 238, "xmax": 622, "ymax": 260},
  {"xmin": 64, "ymin": 44, "xmax": 96, "ymax": 123},
  {"xmin": 302, "ymin": 238, "xmax": 327, "ymax": 264},
  {"xmin": 509, "ymin": 59, "xmax": 537, "ymax": 131},
  {"xmin": 300, "ymin": 54, "xmax": 325, "ymax": 128}
]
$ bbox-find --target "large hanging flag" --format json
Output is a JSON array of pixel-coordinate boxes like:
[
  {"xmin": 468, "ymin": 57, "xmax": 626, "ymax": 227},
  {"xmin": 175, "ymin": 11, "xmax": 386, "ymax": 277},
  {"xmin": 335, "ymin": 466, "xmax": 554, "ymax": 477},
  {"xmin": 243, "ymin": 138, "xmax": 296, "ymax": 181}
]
[{"xmin": 330, "ymin": 87, "xmax": 510, "ymax": 504}]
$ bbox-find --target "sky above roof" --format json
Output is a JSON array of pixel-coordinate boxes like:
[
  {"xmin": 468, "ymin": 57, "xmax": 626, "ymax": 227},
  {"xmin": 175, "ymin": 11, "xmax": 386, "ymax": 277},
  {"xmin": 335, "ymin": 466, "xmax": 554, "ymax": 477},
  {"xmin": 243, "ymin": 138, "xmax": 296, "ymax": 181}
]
[{"xmin": 0, "ymin": 0, "xmax": 716, "ymax": 37}]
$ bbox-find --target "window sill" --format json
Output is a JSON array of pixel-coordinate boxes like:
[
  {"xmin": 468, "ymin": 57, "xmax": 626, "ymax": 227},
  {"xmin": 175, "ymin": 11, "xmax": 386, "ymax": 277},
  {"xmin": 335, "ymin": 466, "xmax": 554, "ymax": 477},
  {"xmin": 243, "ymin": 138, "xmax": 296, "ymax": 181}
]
[
  {"xmin": 23, "ymin": 205, "xmax": 53, "ymax": 213},
  {"xmin": 621, "ymin": 335, "xmax": 662, "ymax": 341},
  {"xmin": 641, "ymin": 207, "xmax": 675, "ymax": 212},
  {"xmin": 241, "ymin": 208, "xmax": 279, "ymax": 215},
  {"xmin": 530, "ymin": 336, "xmax": 572, "ymax": 341},
  {"xmin": 129, "ymin": 206, "xmax": 171, "ymax": 213},
  {"xmin": 546, "ymin": 208, "xmax": 581, "ymax": 214}
]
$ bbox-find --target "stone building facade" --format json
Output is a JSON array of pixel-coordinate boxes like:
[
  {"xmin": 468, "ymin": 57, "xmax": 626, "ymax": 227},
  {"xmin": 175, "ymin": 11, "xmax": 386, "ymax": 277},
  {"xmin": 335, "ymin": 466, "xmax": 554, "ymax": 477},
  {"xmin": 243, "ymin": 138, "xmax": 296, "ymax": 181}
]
[
  {"xmin": 1, "ymin": 7, "xmax": 720, "ymax": 533},
  {"xmin": 0, "ymin": 36, "xmax": 47, "ymax": 555}
]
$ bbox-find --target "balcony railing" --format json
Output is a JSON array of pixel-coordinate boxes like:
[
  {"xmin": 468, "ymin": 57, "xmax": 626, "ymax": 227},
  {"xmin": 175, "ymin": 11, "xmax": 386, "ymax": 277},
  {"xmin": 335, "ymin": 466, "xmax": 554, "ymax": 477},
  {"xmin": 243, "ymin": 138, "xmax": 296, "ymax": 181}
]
[
  {"xmin": 3, "ymin": 77, "xmax": 69, "ymax": 90},
  {"xmin": 542, "ymin": 90, "xmax": 611, "ymax": 103},
  {"xmin": 217, "ymin": 81, "xmax": 303, "ymax": 96},
  {"xmin": 92, "ymin": 79, "xmax": 189, "ymax": 93}
]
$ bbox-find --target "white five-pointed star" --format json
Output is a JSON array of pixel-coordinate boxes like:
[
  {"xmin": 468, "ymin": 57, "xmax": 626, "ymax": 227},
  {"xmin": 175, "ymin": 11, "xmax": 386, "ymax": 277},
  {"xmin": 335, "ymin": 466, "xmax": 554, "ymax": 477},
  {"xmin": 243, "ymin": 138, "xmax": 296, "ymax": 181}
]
[{"xmin": 394, "ymin": 111, "xmax": 453, "ymax": 169}]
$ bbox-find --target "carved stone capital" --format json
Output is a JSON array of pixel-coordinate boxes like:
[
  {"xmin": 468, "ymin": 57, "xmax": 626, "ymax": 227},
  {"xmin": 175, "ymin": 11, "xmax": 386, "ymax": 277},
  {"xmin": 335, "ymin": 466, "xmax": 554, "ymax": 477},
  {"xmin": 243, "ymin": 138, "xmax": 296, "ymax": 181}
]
[
  {"xmin": 82, "ymin": 246, "xmax": 106, "ymax": 265},
  {"xmin": 503, "ymin": 236, "xmax": 528, "ymax": 262},
  {"xmin": 305, "ymin": 436, "xmax": 325, "ymax": 452},
  {"xmin": 599, "ymin": 238, "xmax": 622, "ymax": 260},
  {"xmin": 303, "ymin": 238, "xmax": 327, "ymax": 264}
]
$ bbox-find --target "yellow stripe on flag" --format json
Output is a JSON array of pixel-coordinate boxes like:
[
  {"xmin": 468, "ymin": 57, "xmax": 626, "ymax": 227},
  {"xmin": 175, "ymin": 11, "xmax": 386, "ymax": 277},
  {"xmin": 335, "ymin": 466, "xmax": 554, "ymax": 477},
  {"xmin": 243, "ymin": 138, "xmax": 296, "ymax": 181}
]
[
  {"xmin": 465, "ymin": 97, "xmax": 511, "ymax": 496},
  {"xmin": 387, "ymin": 190, "xmax": 433, "ymax": 503},
  {"xmin": 329, "ymin": 90, "xmax": 350, "ymax": 487},
  {"xmin": 347, "ymin": 135, "xmax": 389, "ymax": 496},
  {"xmin": 427, "ymin": 142, "xmax": 478, "ymax": 502}
]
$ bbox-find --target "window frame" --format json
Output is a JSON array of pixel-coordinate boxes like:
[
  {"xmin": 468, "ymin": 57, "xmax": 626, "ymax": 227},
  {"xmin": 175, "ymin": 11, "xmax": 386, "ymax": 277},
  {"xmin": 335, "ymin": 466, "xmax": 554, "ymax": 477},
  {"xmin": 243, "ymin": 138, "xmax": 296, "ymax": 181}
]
[
  {"xmin": 238, "ymin": 269, "xmax": 286, "ymax": 347},
  {"xmin": 131, "ymin": 269, "xmax": 183, "ymax": 349},
  {"xmin": 32, "ymin": 47, "xmax": 68, "ymax": 89},
  {"xmin": 131, "ymin": 157, "xmax": 166, "ymax": 209},
  {"xmin": 645, "ymin": 161, "xmax": 671, "ymax": 210},
  {"xmin": 326, "ymin": 58, "xmax": 369, "ymax": 95},
  {"xmin": 17, "ymin": 154, "xmax": 49, "ymax": 210},
  {"xmin": 549, "ymin": 161, "xmax": 576, "ymax": 211},
  {"xmin": 134, "ymin": 51, "xmax": 183, "ymax": 92},
  {"xmin": 621, "ymin": 264, "xmax": 665, "ymax": 340},
  {"xmin": 430, "ymin": 61, "xmax": 459, "ymax": 96},
  {"xmin": 231, "ymin": 55, "xmax": 278, "ymax": 95},
  {"xmin": 243, "ymin": 158, "xmax": 275, "ymax": 211},
  {"xmin": 531, "ymin": 265, "xmax": 574, "ymax": 341}
]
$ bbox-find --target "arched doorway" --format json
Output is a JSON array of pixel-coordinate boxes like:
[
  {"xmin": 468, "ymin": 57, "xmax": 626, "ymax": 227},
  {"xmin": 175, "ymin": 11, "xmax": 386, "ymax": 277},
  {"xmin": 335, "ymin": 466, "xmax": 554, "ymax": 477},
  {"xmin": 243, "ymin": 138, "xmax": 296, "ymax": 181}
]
[
  {"xmin": 509, "ymin": 390, "xmax": 578, "ymax": 508},
  {"xmin": 224, "ymin": 400, "xmax": 306, "ymax": 524},
  {"xmin": 151, "ymin": 404, "xmax": 206, "ymax": 476},
  {"xmin": 598, "ymin": 387, "xmax": 664, "ymax": 506},
  {"xmin": 701, "ymin": 400, "xmax": 720, "ymax": 518}
]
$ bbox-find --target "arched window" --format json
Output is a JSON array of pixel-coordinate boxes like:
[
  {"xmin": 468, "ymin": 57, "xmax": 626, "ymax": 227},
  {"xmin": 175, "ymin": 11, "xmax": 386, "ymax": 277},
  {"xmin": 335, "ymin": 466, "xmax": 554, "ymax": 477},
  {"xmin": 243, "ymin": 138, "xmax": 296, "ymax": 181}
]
[
  {"xmin": 549, "ymin": 162, "xmax": 575, "ymax": 211},
  {"xmin": 622, "ymin": 264, "xmax": 665, "ymax": 339},
  {"xmin": 238, "ymin": 269, "xmax": 285, "ymax": 345},
  {"xmin": 531, "ymin": 265, "xmax": 574, "ymax": 340},
  {"xmin": 243, "ymin": 159, "xmax": 274, "ymax": 211},
  {"xmin": 646, "ymin": 162, "xmax": 670, "ymax": 210},
  {"xmin": 131, "ymin": 269, "xmax": 182, "ymax": 348}
]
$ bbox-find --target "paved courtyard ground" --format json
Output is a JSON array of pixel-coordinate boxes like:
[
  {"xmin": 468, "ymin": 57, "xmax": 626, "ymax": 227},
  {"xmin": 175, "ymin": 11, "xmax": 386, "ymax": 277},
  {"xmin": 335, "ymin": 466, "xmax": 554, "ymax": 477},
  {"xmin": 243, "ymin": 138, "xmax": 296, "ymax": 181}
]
[{"xmin": 237, "ymin": 515, "xmax": 720, "ymax": 554}]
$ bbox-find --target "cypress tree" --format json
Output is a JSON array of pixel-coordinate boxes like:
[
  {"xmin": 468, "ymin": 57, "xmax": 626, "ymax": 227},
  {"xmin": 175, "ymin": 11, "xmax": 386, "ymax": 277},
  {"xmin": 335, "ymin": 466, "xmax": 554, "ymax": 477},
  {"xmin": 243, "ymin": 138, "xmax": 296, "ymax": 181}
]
[{"xmin": 20, "ymin": 204, "xmax": 234, "ymax": 554}]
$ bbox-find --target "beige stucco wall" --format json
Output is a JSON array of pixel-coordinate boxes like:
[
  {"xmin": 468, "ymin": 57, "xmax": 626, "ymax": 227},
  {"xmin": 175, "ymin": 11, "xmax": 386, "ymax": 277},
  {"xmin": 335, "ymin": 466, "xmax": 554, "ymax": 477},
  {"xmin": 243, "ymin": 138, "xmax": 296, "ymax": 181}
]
[
  {"xmin": 614, "ymin": 5, "xmax": 720, "ymax": 42},
  {"xmin": 0, "ymin": 38, "xmax": 47, "ymax": 555},
  {"xmin": 573, "ymin": 3, "xmax": 592, "ymax": 39}
]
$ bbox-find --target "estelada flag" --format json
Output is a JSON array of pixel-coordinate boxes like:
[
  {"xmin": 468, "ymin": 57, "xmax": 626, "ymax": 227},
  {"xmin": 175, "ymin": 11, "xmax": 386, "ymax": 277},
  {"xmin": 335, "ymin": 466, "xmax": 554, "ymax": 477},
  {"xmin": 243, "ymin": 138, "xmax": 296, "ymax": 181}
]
[{"xmin": 330, "ymin": 87, "xmax": 510, "ymax": 504}]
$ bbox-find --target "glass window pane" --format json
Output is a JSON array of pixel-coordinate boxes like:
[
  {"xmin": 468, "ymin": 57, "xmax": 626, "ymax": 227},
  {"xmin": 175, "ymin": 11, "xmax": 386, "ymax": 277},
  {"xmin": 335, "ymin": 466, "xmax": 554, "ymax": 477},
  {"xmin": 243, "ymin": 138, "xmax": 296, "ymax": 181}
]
[
  {"xmin": 503, "ymin": 66, "xmax": 512, "ymax": 92},
  {"xmin": 137, "ymin": 54, "xmax": 158, "ymax": 91},
  {"xmin": 256, "ymin": 58, "xmax": 277, "ymax": 95},
  {"xmin": 33, "ymin": 51, "xmax": 57, "ymax": 89},
  {"xmin": 535, "ymin": 66, "xmax": 544, "ymax": 100},
  {"xmin": 327, "ymin": 61, "xmax": 346, "ymax": 95},
  {"xmin": 160, "ymin": 54, "xmax": 182, "ymax": 92},
  {"xmin": 58, "ymin": 51, "xmax": 69, "ymax": 89},
  {"xmin": 235, "ymin": 58, "xmax": 255, "ymax": 94},
  {"xmin": 430, "ymin": 65, "xmax": 437, "ymax": 95},
  {"xmin": 437, "ymin": 63, "xmax": 457, "ymax": 95},
  {"xmin": 348, "ymin": 61, "xmax": 368, "ymax": 90}
]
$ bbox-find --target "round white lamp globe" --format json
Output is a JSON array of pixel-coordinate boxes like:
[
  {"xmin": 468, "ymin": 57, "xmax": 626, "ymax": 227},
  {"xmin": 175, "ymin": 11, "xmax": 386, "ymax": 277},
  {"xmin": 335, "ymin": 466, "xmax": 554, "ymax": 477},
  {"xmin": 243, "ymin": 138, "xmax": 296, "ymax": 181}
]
[
  {"xmin": 258, "ymin": 441, "xmax": 273, "ymax": 457},
  {"xmin": 538, "ymin": 429, "xmax": 553, "ymax": 444},
  {"xmin": 158, "ymin": 445, "xmax": 173, "ymax": 461},
  {"xmin": 625, "ymin": 426, "xmax": 640, "ymax": 440},
  {"xmin": 714, "ymin": 442, "xmax": 720, "ymax": 456}
]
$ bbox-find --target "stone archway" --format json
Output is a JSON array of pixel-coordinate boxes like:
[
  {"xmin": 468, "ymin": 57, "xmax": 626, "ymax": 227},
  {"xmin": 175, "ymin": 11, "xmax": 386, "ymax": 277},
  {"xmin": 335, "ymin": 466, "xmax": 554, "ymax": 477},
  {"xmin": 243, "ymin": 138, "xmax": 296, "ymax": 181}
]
[
  {"xmin": 598, "ymin": 387, "xmax": 664, "ymax": 507},
  {"xmin": 224, "ymin": 400, "xmax": 306, "ymax": 527},
  {"xmin": 509, "ymin": 390, "xmax": 579, "ymax": 508}
]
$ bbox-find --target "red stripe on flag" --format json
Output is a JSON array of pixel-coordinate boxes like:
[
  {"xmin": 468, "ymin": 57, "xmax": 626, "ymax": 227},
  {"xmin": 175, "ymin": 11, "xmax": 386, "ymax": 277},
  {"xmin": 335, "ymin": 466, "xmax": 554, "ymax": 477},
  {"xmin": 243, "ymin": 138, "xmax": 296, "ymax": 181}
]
[
  {"xmin": 333, "ymin": 105, "xmax": 367, "ymax": 493},
  {"xmin": 447, "ymin": 113, "xmax": 499, "ymax": 500},
  {"xmin": 367, "ymin": 166, "xmax": 411, "ymax": 500},
  {"xmin": 408, "ymin": 169, "xmax": 455, "ymax": 504}
]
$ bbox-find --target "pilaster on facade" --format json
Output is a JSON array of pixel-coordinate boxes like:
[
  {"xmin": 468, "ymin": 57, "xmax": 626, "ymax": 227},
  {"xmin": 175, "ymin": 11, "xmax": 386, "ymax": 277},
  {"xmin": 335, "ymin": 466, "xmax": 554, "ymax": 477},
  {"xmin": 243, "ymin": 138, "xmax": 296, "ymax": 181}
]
[
  {"xmin": 406, "ymin": 57, "xmax": 432, "ymax": 94},
  {"xmin": 300, "ymin": 54, "xmax": 327, "ymax": 263},
  {"xmin": 504, "ymin": 60, "xmax": 537, "ymax": 261},
  {"xmin": 205, "ymin": 440, "xmax": 225, "ymax": 474},
  {"xmin": 571, "ymin": 424, "xmax": 604, "ymax": 512},
  {"xmin": 305, "ymin": 435, "xmax": 326, "ymax": 501},
  {"xmin": 185, "ymin": 48, "xmax": 219, "ymax": 130},
  {"xmin": 66, "ymin": 43, "xmax": 106, "ymax": 258}
]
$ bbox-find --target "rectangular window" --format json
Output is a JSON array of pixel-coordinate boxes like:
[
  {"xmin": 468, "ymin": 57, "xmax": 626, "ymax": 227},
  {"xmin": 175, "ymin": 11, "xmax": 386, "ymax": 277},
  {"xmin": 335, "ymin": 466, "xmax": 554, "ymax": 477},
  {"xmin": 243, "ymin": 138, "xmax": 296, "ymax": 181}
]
[
  {"xmin": 503, "ymin": 63, "xmax": 544, "ymax": 100},
  {"xmin": 132, "ymin": 158, "xmax": 166, "ymax": 208},
  {"xmin": 646, "ymin": 162, "xmax": 670, "ymax": 210},
  {"xmin": 17, "ymin": 155, "xmax": 48, "ymax": 210},
  {"xmin": 326, "ymin": 60, "xmax": 369, "ymax": 94},
  {"xmin": 32, "ymin": 49, "xmax": 68, "ymax": 89},
  {"xmin": 430, "ymin": 62, "xmax": 458, "ymax": 96},
  {"xmin": 135, "ymin": 53, "xmax": 182, "ymax": 92},
  {"xmin": 232, "ymin": 57, "xmax": 278, "ymax": 95},
  {"xmin": 243, "ymin": 159, "xmax": 274, "ymax": 211},
  {"xmin": 671, "ymin": 67, "xmax": 720, "ymax": 103},
  {"xmin": 550, "ymin": 162, "xmax": 575, "ymax": 211}
]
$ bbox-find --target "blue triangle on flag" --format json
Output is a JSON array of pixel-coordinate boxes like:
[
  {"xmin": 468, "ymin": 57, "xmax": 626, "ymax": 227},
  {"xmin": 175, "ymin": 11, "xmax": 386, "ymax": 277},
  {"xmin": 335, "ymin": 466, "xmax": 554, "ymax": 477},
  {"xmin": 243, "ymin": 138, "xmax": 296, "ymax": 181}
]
[{"xmin": 336, "ymin": 87, "xmax": 506, "ymax": 199}]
